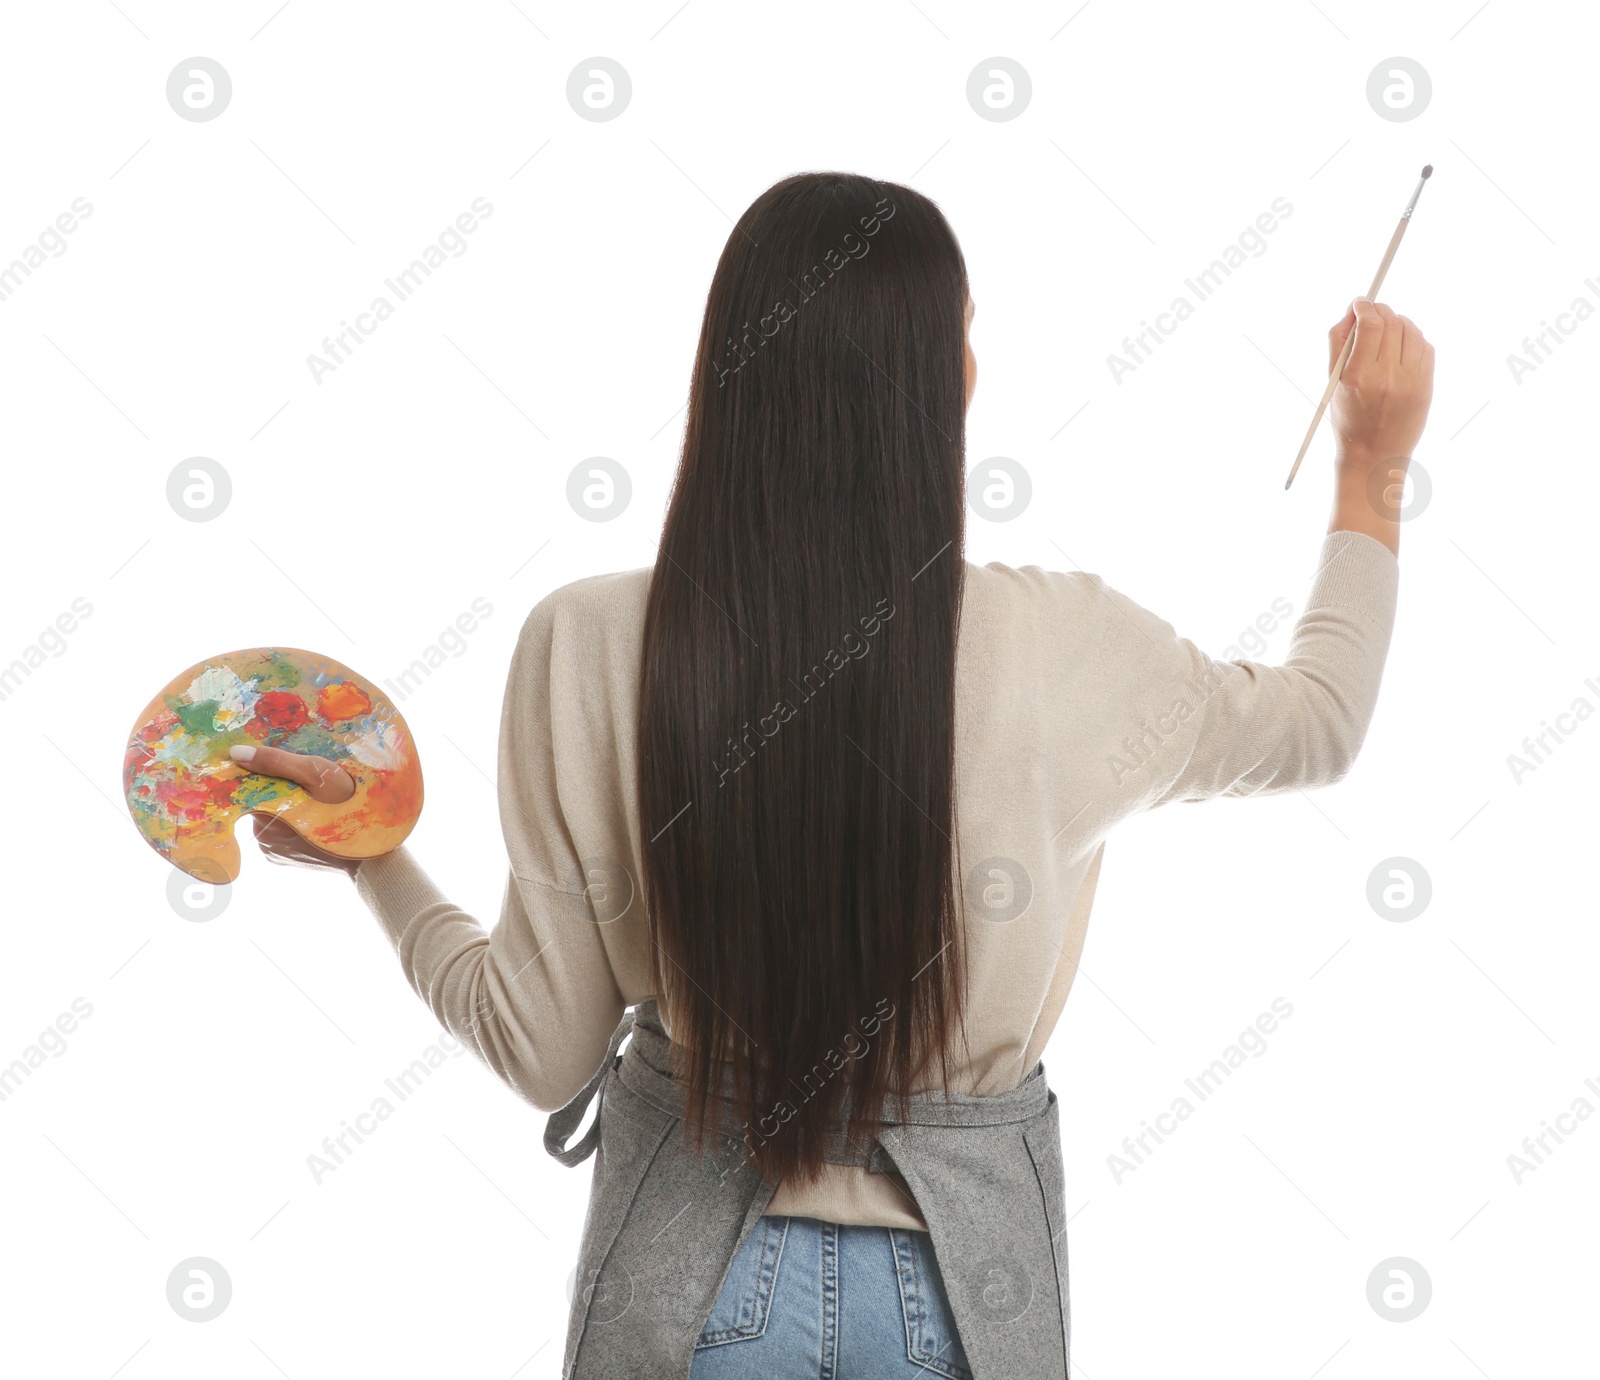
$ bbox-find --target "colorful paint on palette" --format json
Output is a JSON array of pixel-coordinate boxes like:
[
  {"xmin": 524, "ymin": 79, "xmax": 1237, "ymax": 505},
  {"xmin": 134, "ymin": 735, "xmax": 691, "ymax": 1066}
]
[{"xmin": 123, "ymin": 647, "xmax": 424, "ymax": 883}]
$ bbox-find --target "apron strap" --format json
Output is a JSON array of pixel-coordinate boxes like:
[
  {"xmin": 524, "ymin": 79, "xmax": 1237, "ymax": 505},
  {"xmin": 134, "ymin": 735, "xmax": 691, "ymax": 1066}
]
[
  {"xmin": 543, "ymin": 1005, "xmax": 638, "ymax": 1168},
  {"xmin": 546, "ymin": 1001, "xmax": 1046, "ymax": 1172}
]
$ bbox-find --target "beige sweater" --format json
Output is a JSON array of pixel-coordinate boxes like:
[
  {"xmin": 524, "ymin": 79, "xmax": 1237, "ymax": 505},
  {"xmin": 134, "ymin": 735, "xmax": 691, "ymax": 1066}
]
[{"xmin": 352, "ymin": 529, "xmax": 1399, "ymax": 1231}]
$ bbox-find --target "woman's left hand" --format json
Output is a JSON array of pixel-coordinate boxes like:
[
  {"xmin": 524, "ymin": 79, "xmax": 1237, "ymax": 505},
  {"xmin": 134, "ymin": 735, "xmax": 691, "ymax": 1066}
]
[{"xmin": 231, "ymin": 744, "xmax": 363, "ymax": 878}]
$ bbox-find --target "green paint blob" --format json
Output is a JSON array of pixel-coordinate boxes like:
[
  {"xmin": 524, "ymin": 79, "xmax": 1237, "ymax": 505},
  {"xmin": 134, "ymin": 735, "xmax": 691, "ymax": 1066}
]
[
  {"xmin": 260, "ymin": 655, "xmax": 303, "ymax": 691},
  {"xmin": 175, "ymin": 700, "xmax": 220, "ymax": 736}
]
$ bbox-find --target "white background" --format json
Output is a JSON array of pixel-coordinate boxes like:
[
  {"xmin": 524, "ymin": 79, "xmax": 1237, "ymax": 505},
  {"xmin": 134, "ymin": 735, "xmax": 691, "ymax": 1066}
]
[{"xmin": 1, "ymin": 1, "xmax": 1594, "ymax": 1375}]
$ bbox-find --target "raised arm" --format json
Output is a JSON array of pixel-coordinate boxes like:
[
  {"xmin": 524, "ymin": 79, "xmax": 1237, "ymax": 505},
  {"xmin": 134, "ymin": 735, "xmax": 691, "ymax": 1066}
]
[
  {"xmin": 1079, "ymin": 298, "xmax": 1431, "ymax": 810},
  {"xmin": 1082, "ymin": 528, "xmax": 1401, "ymax": 808}
]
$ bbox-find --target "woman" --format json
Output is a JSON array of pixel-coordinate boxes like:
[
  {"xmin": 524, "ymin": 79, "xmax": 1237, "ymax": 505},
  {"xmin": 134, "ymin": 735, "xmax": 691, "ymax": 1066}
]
[{"xmin": 239, "ymin": 172, "xmax": 1433, "ymax": 1378}]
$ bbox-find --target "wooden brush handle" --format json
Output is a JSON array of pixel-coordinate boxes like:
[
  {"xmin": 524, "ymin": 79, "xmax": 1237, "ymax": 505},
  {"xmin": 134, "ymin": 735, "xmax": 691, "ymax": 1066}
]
[{"xmin": 1284, "ymin": 215, "xmax": 1410, "ymax": 489}]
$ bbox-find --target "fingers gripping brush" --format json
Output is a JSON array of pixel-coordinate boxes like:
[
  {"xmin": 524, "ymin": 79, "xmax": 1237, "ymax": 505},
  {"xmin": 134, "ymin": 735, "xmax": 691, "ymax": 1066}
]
[{"xmin": 1284, "ymin": 164, "xmax": 1432, "ymax": 490}]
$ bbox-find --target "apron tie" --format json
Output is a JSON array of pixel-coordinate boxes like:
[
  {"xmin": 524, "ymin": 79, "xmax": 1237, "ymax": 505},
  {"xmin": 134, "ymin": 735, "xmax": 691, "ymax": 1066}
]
[{"xmin": 543, "ymin": 1005, "xmax": 638, "ymax": 1167}]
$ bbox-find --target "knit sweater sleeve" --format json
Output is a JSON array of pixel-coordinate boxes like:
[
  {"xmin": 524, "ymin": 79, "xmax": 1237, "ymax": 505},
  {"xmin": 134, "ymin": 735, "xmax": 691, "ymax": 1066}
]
[
  {"xmin": 349, "ymin": 590, "xmax": 628, "ymax": 1113},
  {"xmin": 1081, "ymin": 529, "xmax": 1400, "ymax": 808}
]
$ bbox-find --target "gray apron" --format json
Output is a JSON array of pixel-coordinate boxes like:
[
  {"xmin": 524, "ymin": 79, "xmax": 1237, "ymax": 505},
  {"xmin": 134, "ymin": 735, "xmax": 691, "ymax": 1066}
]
[{"xmin": 544, "ymin": 1000, "xmax": 1071, "ymax": 1379}]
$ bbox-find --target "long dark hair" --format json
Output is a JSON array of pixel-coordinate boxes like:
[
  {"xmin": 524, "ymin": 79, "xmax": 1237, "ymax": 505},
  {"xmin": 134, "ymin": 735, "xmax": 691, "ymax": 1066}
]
[{"xmin": 637, "ymin": 171, "xmax": 970, "ymax": 1188}]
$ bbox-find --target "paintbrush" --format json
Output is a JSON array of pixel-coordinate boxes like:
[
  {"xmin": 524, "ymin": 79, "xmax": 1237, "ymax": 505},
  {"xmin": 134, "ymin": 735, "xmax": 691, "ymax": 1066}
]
[{"xmin": 1284, "ymin": 164, "xmax": 1432, "ymax": 490}]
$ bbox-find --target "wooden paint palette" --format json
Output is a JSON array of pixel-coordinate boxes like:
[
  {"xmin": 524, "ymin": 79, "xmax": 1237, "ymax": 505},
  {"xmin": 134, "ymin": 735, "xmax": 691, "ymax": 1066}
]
[{"xmin": 123, "ymin": 647, "xmax": 424, "ymax": 884}]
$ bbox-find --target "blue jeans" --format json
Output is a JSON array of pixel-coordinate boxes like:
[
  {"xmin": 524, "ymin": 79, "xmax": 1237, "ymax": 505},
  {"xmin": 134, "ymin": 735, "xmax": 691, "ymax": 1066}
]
[{"xmin": 689, "ymin": 1215, "xmax": 973, "ymax": 1379}]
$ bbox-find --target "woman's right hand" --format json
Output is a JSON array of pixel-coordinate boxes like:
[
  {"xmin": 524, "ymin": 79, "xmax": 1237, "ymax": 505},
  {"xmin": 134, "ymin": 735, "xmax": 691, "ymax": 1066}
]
[{"xmin": 1327, "ymin": 297, "xmax": 1435, "ymax": 467}]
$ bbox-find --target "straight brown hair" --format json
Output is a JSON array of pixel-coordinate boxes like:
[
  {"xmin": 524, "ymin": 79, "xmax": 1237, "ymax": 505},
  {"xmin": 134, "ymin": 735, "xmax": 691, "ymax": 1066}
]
[{"xmin": 637, "ymin": 171, "xmax": 970, "ymax": 1188}]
